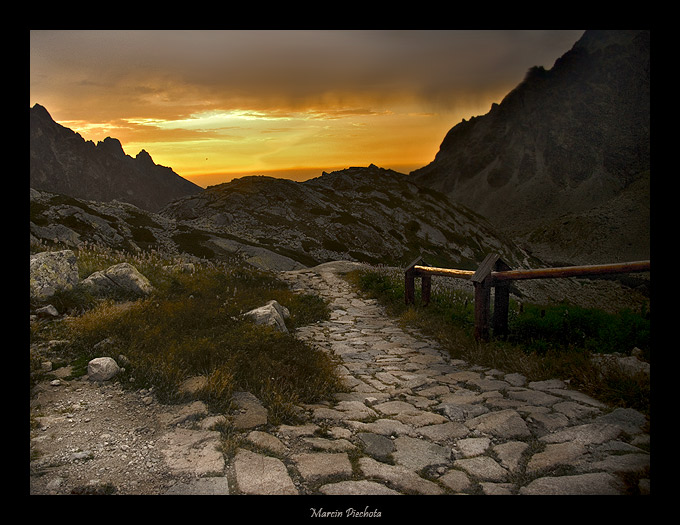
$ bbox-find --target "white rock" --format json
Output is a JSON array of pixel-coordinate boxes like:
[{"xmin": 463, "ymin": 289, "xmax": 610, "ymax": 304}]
[
  {"xmin": 36, "ymin": 304, "xmax": 60, "ymax": 318},
  {"xmin": 87, "ymin": 357, "xmax": 120, "ymax": 381},
  {"xmin": 82, "ymin": 262, "xmax": 153, "ymax": 296},
  {"xmin": 243, "ymin": 300, "xmax": 289, "ymax": 332}
]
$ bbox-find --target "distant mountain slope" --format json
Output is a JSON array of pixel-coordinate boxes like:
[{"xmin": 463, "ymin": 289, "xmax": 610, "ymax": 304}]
[
  {"xmin": 30, "ymin": 104, "xmax": 202, "ymax": 212},
  {"xmin": 159, "ymin": 164, "xmax": 536, "ymax": 271},
  {"xmin": 411, "ymin": 30, "xmax": 650, "ymax": 265}
]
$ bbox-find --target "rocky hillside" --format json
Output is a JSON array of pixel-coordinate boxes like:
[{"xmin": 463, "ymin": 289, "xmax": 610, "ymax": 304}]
[
  {"xmin": 158, "ymin": 164, "xmax": 536, "ymax": 271},
  {"xmin": 30, "ymin": 104, "xmax": 202, "ymax": 212},
  {"xmin": 31, "ymin": 188, "xmax": 180, "ymax": 255},
  {"xmin": 411, "ymin": 30, "xmax": 650, "ymax": 266},
  {"xmin": 30, "ymin": 177, "xmax": 650, "ymax": 313},
  {"xmin": 30, "ymin": 165, "xmax": 535, "ymax": 271}
]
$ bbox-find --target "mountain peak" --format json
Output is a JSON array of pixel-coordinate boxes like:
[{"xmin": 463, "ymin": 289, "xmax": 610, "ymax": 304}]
[
  {"xmin": 135, "ymin": 149, "xmax": 155, "ymax": 166},
  {"xmin": 30, "ymin": 106, "xmax": 202, "ymax": 211},
  {"xmin": 411, "ymin": 29, "xmax": 649, "ymax": 265},
  {"xmin": 31, "ymin": 103, "xmax": 52, "ymax": 119},
  {"xmin": 97, "ymin": 137, "xmax": 125, "ymax": 157},
  {"xmin": 572, "ymin": 29, "xmax": 647, "ymax": 54}
]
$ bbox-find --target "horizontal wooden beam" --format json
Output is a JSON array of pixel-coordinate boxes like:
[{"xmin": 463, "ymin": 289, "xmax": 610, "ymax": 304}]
[
  {"xmin": 413, "ymin": 265, "xmax": 475, "ymax": 279},
  {"xmin": 413, "ymin": 261, "xmax": 650, "ymax": 282},
  {"xmin": 491, "ymin": 260, "xmax": 650, "ymax": 282}
]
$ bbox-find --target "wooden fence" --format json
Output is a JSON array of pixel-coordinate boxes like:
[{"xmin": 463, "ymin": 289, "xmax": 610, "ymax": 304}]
[{"xmin": 404, "ymin": 254, "xmax": 650, "ymax": 341}]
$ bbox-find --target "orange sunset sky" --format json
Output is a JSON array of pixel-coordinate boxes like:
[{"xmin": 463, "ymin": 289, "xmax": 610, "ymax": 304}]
[{"xmin": 30, "ymin": 30, "xmax": 584, "ymax": 188}]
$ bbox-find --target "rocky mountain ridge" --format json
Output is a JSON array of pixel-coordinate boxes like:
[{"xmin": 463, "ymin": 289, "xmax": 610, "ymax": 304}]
[
  {"xmin": 30, "ymin": 105, "xmax": 538, "ymax": 273},
  {"xmin": 159, "ymin": 164, "xmax": 536, "ymax": 271},
  {"xmin": 30, "ymin": 104, "xmax": 202, "ymax": 212},
  {"xmin": 411, "ymin": 30, "xmax": 650, "ymax": 266},
  {"xmin": 30, "ymin": 164, "xmax": 534, "ymax": 272}
]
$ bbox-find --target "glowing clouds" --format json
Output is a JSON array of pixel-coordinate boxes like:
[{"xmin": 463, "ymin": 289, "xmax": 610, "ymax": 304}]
[{"xmin": 30, "ymin": 30, "xmax": 585, "ymax": 184}]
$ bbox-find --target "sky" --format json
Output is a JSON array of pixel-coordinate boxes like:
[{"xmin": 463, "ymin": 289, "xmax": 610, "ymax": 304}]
[{"xmin": 30, "ymin": 30, "xmax": 585, "ymax": 188}]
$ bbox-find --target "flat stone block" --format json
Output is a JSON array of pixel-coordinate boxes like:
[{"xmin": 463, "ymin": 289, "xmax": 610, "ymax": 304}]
[
  {"xmin": 454, "ymin": 456, "xmax": 508, "ymax": 482},
  {"xmin": 519, "ymin": 472, "xmax": 623, "ymax": 495},
  {"xmin": 234, "ymin": 449, "xmax": 298, "ymax": 495},
  {"xmin": 293, "ymin": 452, "xmax": 352, "ymax": 482},
  {"xmin": 319, "ymin": 480, "xmax": 400, "ymax": 495},
  {"xmin": 163, "ymin": 477, "xmax": 230, "ymax": 495},
  {"xmin": 393, "ymin": 436, "xmax": 451, "ymax": 470}
]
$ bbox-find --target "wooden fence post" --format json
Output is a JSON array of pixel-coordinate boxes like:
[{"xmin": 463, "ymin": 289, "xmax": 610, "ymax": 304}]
[
  {"xmin": 422, "ymin": 273, "xmax": 432, "ymax": 306},
  {"xmin": 492, "ymin": 258, "xmax": 512, "ymax": 338},
  {"xmin": 405, "ymin": 257, "xmax": 428, "ymax": 305},
  {"xmin": 471, "ymin": 254, "xmax": 512, "ymax": 341},
  {"xmin": 405, "ymin": 268, "xmax": 415, "ymax": 305},
  {"xmin": 471, "ymin": 254, "xmax": 498, "ymax": 341},
  {"xmin": 473, "ymin": 279, "xmax": 491, "ymax": 341}
]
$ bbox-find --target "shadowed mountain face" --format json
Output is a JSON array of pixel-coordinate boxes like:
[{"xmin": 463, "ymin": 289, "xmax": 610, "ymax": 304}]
[
  {"xmin": 411, "ymin": 30, "xmax": 650, "ymax": 265},
  {"xmin": 30, "ymin": 104, "xmax": 202, "ymax": 212}
]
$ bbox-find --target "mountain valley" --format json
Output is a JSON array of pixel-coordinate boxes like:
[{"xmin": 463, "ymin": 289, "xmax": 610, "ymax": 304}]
[{"xmin": 29, "ymin": 30, "xmax": 653, "ymax": 498}]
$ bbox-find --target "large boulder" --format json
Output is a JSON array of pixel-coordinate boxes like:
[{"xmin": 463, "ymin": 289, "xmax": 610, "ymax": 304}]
[
  {"xmin": 30, "ymin": 250, "xmax": 79, "ymax": 301},
  {"xmin": 82, "ymin": 262, "xmax": 153, "ymax": 296},
  {"xmin": 87, "ymin": 357, "xmax": 120, "ymax": 381},
  {"xmin": 243, "ymin": 300, "xmax": 290, "ymax": 333}
]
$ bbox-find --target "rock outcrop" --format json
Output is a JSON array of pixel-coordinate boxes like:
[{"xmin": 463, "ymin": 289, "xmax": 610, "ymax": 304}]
[
  {"xmin": 243, "ymin": 300, "xmax": 291, "ymax": 333},
  {"xmin": 30, "ymin": 250, "xmax": 79, "ymax": 301},
  {"xmin": 30, "ymin": 250, "xmax": 153, "ymax": 308},
  {"xmin": 159, "ymin": 165, "xmax": 536, "ymax": 271}
]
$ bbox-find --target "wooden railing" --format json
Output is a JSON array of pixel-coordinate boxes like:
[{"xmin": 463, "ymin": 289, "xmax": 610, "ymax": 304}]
[{"xmin": 405, "ymin": 254, "xmax": 650, "ymax": 341}]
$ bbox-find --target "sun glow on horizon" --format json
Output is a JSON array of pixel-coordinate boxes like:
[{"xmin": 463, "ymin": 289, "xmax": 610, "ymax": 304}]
[
  {"xmin": 52, "ymin": 100, "xmax": 495, "ymax": 187},
  {"xmin": 31, "ymin": 30, "xmax": 585, "ymax": 187}
]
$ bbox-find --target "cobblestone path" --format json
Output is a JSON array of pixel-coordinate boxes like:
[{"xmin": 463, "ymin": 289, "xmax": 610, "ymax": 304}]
[
  {"xmin": 31, "ymin": 261, "xmax": 650, "ymax": 497},
  {"xmin": 224, "ymin": 262, "xmax": 650, "ymax": 496}
]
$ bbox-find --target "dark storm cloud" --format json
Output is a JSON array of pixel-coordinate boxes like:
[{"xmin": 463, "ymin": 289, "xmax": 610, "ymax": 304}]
[{"xmin": 30, "ymin": 29, "xmax": 585, "ymax": 118}]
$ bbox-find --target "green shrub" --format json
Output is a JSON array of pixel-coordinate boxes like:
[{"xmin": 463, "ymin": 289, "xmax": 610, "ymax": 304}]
[{"xmin": 508, "ymin": 303, "xmax": 650, "ymax": 357}]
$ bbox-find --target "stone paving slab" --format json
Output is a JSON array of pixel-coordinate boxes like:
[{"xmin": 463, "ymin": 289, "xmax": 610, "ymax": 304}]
[
  {"xmin": 319, "ymin": 479, "xmax": 400, "ymax": 495},
  {"xmin": 163, "ymin": 476, "xmax": 230, "ymax": 495},
  {"xmin": 293, "ymin": 452, "xmax": 353, "ymax": 483},
  {"xmin": 233, "ymin": 448, "xmax": 298, "ymax": 494},
  {"xmin": 158, "ymin": 428, "xmax": 225, "ymax": 477}
]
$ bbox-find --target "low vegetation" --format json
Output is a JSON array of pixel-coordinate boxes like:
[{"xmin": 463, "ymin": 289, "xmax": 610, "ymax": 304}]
[
  {"xmin": 30, "ymin": 240, "xmax": 650, "ymax": 428},
  {"xmin": 347, "ymin": 266, "xmax": 650, "ymax": 415},
  {"xmin": 30, "ymin": 245, "xmax": 344, "ymax": 425}
]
